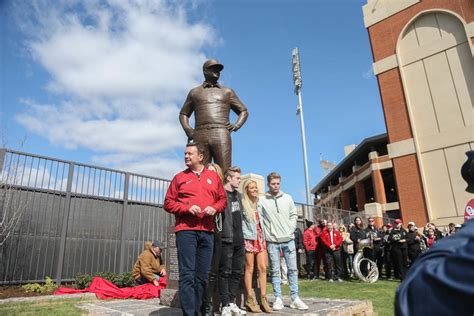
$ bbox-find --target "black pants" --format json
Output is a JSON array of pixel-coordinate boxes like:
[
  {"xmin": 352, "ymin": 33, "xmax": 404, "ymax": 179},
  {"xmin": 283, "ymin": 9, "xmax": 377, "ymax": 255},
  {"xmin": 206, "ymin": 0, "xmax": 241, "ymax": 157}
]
[
  {"xmin": 408, "ymin": 249, "xmax": 420, "ymax": 267},
  {"xmin": 219, "ymin": 242, "xmax": 245, "ymax": 307},
  {"xmin": 324, "ymin": 249, "xmax": 342, "ymax": 280},
  {"xmin": 341, "ymin": 250, "xmax": 353, "ymax": 278},
  {"xmin": 305, "ymin": 250, "xmax": 316, "ymax": 278},
  {"xmin": 391, "ymin": 246, "xmax": 408, "ymax": 280},
  {"xmin": 383, "ymin": 246, "xmax": 393, "ymax": 279},
  {"xmin": 296, "ymin": 251, "xmax": 302, "ymax": 276},
  {"xmin": 202, "ymin": 231, "xmax": 222, "ymax": 311},
  {"xmin": 135, "ymin": 275, "xmax": 152, "ymax": 285},
  {"xmin": 366, "ymin": 244, "xmax": 383, "ymax": 275}
]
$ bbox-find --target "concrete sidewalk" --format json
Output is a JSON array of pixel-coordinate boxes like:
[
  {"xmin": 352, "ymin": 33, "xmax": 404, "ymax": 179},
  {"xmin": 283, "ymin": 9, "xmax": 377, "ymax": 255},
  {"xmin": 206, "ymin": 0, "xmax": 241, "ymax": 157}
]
[{"xmin": 76, "ymin": 295, "xmax": 373, "ymax": 316}]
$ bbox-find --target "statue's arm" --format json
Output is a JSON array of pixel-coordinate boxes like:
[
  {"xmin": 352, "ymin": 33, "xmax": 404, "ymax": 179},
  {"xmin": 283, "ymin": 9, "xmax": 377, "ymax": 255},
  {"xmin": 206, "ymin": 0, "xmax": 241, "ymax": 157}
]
[
  {"xmin": 179, "ymin": 92, "xmax": 195, "ymax": 139},
  {"xmin": 228, "ymin": 89, "xmax": 248, "ymax": 131}
]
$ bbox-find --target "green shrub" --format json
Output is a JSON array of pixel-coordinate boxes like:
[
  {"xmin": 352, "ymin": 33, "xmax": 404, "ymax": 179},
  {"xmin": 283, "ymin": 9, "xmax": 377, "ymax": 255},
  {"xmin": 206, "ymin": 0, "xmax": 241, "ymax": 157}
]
[
  {"xmin": 74, "ymin": 272, "xmax": 135, "ymax": 289},
  {"xmin": 74, "ymin": 274, "xmax": 93, "ymax": 290},
  {"xmin": 22, "ymin": 276, "xmax": 58, "ymax": 293}
]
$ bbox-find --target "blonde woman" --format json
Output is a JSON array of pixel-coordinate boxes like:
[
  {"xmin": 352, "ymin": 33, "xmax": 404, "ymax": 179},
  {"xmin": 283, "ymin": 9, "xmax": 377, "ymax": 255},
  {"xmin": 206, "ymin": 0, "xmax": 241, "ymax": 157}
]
[
  {"xmin": 339, "ymin": 225, "xmax": 354, "ymax": 279},
  {"xmin": 241, "ymin": 180, "xmax": 272, "ymax": 313},
  {"xmin": 201, "ymin": 163, "xmax": 224, "ymax": 316}
]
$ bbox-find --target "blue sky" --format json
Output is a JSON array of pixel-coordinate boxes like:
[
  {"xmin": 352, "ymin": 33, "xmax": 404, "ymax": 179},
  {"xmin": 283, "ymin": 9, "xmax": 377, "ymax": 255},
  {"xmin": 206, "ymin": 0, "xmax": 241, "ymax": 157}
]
[{"xmin": 1, "ymin": 0, "xmax": 386, "ymax": 203}]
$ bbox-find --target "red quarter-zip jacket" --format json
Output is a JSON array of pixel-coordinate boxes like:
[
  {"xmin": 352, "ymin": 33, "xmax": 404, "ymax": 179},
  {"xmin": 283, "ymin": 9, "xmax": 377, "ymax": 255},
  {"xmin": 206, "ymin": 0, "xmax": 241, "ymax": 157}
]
[{"xmin": 164, "ymin": 168, "xmax": 227, "ymax": 233}]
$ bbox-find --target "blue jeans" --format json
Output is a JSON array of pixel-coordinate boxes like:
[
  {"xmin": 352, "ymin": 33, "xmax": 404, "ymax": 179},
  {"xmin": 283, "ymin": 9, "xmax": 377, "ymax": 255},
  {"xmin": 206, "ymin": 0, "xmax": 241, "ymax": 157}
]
[
  {"xmin": 267, "ymin": 240, "xmax": 299, "ymax": 300},
  {"xmin": 176, "ymin": 230, "xmax": 214, "ymax": 316}
]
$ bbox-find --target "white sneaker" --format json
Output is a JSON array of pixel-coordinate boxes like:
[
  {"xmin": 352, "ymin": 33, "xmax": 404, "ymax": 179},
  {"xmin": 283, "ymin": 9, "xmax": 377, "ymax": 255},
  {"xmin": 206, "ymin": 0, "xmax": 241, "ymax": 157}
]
[
  {"xmin": 221, "ymin": 305, "xmax": 232, "ymax": 316},
  {"xmin": 228, "ymin": 303, "xmax": 247, "ymax": 315},
  {"xmin": 272, "ymin": 297, "xmax": 284, "ymax": 311},
  {"xmin": 290, "ymin": 297, "xmax": 309, "ymax": 310}
]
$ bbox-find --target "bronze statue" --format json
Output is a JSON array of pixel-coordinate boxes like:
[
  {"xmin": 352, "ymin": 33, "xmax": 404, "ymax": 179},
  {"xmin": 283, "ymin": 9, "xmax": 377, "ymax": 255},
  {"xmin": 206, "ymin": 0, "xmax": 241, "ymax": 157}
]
[{"xmin": 179, "ymin": 59, "xmax": 248, "ymax": 171}]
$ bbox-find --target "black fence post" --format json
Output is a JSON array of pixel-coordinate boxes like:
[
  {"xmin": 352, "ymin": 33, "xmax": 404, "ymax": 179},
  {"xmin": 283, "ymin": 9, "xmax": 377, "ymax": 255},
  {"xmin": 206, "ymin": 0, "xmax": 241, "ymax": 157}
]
[
  {"xmin": 118, "ymin": 173, "xmax": 130, "ymax": 273},
  {"xmin": 55, "ymin": 162, "xmax": 74, "ymax": 285}
]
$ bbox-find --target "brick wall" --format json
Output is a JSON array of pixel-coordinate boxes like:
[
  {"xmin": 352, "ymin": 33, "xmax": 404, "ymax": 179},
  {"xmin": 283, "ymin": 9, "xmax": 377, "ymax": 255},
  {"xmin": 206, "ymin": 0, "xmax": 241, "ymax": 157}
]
[
  {"xmin": 368, "ymin": 0, "xmax": 473, "ymax": 62},
  {"xmin": 392, "ymin": 155, "xmax": 429, "ymax": 224},
  {"xmin": 364, "ymin": 0, "xmax": 474, "ymax": 224}
]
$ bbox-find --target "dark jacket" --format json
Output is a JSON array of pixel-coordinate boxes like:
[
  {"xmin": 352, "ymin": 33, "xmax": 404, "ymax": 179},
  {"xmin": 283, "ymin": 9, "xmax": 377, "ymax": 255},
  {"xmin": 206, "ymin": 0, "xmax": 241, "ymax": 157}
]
[
  {"xmin": 350, "ymin": 226, "xmax": 367, "ymax": 251},
  {"xmin": 389, "ymin": 228, "xmax": 408, "ymax": 249},
  {"xmin": 396, "ymin": 220, "xmax": 474, "ymax": 315},
  {"xmin": 406, "ymin": 231, "xmax": 421, "ymax": 254},
  {"xmin": 221, "ymin": 189, "xmax": 244, "ymax": 243},
  {"xmin": 364, "ymin": 225, "xmax": 382, "ymax": 245},
  {"xmin": 294, "ymin": 227, "xmax": 304, "ymax": 250}
]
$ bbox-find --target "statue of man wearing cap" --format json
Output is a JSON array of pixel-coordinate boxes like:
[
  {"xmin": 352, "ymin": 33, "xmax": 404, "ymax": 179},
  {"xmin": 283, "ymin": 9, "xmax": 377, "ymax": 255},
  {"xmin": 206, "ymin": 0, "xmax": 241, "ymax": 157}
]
[{"xmin": 179, "ymin": 59, "xmax": 248, "ymax": 171}]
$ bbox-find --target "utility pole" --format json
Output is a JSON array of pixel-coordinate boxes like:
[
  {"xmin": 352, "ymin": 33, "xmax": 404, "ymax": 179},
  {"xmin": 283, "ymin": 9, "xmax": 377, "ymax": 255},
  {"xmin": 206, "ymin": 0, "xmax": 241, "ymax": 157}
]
[{"xmin": 292, "ymin": 47, "xmax": 312, "ymax": 220}]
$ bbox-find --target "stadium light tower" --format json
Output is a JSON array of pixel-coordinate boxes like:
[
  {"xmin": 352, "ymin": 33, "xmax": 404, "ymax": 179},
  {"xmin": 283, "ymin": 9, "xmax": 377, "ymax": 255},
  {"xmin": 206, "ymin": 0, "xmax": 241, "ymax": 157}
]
[{"xmin": 292, "ymin": 47, "xmax": 313, "ymax": 218}]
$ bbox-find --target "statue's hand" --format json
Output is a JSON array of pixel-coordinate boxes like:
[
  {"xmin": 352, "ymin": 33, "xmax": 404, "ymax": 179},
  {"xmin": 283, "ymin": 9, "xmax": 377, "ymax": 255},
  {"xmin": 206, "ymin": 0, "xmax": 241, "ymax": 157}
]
[
  {"xmin": 185, "ymin": 128, "xmax": 195, "ymax": 140},
  {"xmin": 225, "ymin": 122, "xmax": 238, "ymax": 132}
]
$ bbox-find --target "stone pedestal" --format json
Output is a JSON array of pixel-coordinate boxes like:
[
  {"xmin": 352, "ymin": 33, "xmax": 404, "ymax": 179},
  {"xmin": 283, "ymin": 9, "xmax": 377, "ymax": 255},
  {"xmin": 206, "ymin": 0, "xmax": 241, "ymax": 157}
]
[
  {"xmin": 363, "ymin": 202, "xmax": 384, "ymax": 227},
  {"xmin": 159, "ymin": 288, "xmax": 180, "ymax": 308},
  {"xmin": 165, "ymin": 226, "xmax": 179, "ymax": 289}
]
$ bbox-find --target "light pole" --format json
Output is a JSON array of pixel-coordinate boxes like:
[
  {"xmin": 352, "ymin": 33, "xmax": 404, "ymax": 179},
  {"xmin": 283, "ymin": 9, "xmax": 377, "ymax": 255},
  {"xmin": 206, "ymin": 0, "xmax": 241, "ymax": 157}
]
[{"xmin": 292, "ymin": 47, "xmax": 313, "ymax": 220}]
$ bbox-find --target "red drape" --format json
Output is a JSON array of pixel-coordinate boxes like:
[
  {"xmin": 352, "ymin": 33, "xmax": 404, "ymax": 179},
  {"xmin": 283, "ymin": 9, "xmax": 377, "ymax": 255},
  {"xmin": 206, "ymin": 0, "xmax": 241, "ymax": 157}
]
[{"xmin": 54, "ymin": 276, "xmax": 167, "ymax": 300}]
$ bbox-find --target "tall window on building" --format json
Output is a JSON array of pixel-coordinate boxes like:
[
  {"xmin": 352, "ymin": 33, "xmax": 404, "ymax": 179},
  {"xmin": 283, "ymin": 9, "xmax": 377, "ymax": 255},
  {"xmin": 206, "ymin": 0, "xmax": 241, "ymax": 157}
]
[
  {"xmin": 397, "ymin": 11, "xmax": 473, "ymax": 222},
  {"xmin": 382, "ymin": 169, "xmax": 397, "ymax": 203}
]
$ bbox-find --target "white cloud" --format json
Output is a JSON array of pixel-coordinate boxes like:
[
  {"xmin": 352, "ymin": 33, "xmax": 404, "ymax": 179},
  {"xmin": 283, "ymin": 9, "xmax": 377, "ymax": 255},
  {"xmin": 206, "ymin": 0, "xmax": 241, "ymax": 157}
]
[{"xmin": 13, "ymin": 0, "xmax": 217, "ymax": 179}]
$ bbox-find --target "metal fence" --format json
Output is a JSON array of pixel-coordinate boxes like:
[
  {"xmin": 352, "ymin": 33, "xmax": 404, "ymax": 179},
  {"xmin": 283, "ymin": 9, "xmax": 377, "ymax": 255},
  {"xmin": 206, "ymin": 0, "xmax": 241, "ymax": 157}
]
[
  {"xmin": 0, "ymin": 148, "xmax": 392, "ymax": 285},
  {"xmin": 295, "ymin": 203, "xmax": 393, "ymax": 227},
  {"xmin": 0, "ymin": 148, "xmax": 173, "ymax": 285}
]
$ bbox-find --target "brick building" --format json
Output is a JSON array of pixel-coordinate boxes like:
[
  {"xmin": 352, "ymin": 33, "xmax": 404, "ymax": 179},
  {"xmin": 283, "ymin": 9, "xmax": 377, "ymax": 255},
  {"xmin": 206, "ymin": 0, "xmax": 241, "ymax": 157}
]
[
  {"xmin": 313, "ymin": 0, "xmax": 473, "ymax": 226},
  {"xmin": 312, "ymin": 134, "xmax": 399, "ymax": 226}
]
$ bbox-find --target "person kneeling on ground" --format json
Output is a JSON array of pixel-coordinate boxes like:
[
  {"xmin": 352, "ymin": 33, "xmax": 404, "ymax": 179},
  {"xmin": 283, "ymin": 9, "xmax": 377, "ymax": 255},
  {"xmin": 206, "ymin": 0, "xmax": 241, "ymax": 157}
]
[{"xmin": 132, "ymin": 241, "xmax": 166, "ymax": 286}]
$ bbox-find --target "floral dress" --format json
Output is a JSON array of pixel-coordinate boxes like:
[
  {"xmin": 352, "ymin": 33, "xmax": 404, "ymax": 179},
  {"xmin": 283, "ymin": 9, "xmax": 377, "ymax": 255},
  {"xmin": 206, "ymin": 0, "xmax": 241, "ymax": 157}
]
[{"xmin": 244, "ymin": 208, "xmax": 266, "ymax": 253}]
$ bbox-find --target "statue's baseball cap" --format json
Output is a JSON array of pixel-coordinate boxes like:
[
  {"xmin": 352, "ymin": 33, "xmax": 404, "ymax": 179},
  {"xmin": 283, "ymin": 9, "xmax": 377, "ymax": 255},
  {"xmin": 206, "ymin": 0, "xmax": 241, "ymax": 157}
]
[{"xmin": 203, "ymin": 59, "xmax": 224, "ymax": 71}]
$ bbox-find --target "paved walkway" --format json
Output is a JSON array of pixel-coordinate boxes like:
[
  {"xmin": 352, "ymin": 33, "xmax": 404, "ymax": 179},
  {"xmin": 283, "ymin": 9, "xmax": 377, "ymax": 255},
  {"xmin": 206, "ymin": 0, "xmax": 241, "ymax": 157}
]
[
  {"xmin": 76, "ymin": 295, "xmax": 373, "ymax": 316},
  {"xmin": 0, "ymin": 292, "xmax": 373, "ymax": 315}
]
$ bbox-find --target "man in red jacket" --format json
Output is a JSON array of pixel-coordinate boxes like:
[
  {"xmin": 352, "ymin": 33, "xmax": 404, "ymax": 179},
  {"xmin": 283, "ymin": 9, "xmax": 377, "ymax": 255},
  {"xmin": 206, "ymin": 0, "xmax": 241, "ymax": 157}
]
[
  {"xmin": 320, "ymin": 222, "xmax": 343, "ymax": 282},
  {"xmin": 164, "ymin": 142, "xmax": 227, "ymax": 316},
  {"xmin": 303, "ymin": 221, "xmax": 317, "ymax": 280}
]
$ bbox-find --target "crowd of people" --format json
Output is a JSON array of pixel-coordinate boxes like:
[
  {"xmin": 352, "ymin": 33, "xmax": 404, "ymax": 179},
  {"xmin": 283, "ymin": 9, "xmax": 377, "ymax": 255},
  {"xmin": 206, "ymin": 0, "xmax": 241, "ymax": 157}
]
[
  {"xmin": 301, "ymin": 216, "xmax": 464, "ymax": 282},
  {"xmin": 131, "ymin": 142, "xmax": 466, "ymax": 316},
  {"xmin": 160, "ymin": 142, "xmax": 309, "ymax": 316}
]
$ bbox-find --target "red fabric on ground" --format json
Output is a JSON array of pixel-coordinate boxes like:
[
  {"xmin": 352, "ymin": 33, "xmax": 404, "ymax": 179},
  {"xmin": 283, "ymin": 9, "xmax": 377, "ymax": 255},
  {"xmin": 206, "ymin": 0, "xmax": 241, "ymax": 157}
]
[{"xmin": 54, "ymin": 276, "xmax": 167, "ymax": 300}]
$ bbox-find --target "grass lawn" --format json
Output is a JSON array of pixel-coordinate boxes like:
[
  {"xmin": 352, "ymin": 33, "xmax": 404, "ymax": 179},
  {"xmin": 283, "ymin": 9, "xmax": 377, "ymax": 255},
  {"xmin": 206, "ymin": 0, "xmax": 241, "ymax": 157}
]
[
  {"xmin": 0, "ymin": 297, "xmax": 95, "ymax": 316},
  {"xmin": 271, "ymin": 279, "xmax": 400, "ymax": 316}
]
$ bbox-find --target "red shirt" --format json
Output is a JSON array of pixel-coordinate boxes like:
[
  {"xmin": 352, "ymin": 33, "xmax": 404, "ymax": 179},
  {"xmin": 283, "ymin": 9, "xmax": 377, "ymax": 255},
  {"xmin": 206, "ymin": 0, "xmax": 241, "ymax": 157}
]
[
  {"xmin": 320, "ymin": 229, "xmax": 343, "ymax": 251},
  {"xmin": 303, "ymin": 228, "xmax": 317, "ymax": 251},
  {"xmin": 427, "ymin": 236, "xmax": 436, "ymax": 248},
  {"xmin": 164, "ymin": 168, "xmax": 227, "ymax": 232}
]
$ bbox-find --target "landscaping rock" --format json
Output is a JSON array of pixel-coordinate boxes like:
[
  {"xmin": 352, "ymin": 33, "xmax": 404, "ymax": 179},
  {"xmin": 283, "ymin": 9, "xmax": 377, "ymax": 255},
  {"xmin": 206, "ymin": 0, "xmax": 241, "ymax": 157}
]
[{"xmin": 159, "ymin": 289, "xmax": 180, "ymax": 308}]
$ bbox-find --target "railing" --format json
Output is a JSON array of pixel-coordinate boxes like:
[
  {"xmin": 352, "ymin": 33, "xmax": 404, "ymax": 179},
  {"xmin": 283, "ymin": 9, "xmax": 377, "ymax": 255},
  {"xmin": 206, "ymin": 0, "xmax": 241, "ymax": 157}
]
[
  {"xmin": 0, "ymin": 148, "xmax": 172, "ymax": 284},
  {"xmin": 0, "ymin": 148, "xmax": 393, "ymax": 285},
  {"xmin": 295, "ymin": 203, "xmax": 393, "ymax": 227}
]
